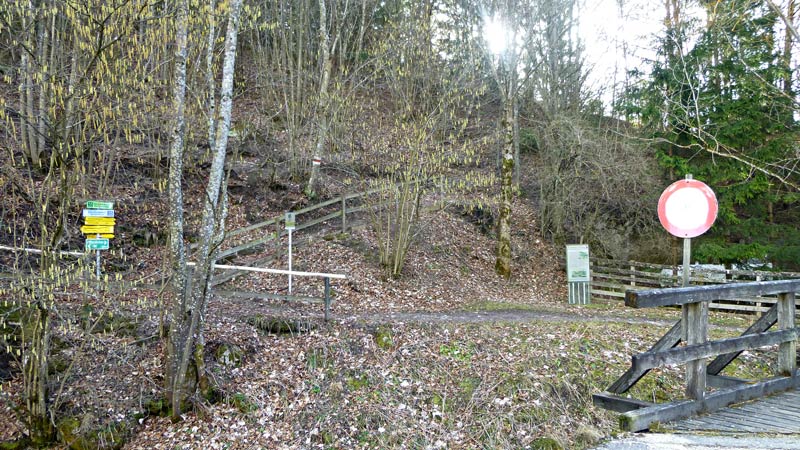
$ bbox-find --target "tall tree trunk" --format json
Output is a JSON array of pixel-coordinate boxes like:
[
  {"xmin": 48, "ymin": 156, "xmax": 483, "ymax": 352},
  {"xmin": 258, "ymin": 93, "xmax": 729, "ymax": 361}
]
[
  {"xmin": 355, "ymin": 0, "xmax": 368, "ymax": 61},
  {"xmin": 166, "ymin": 0, "xmax": 243, "ymax": 419},
  {"xmin": 23, "ymin": 301, "xmax": 54, "ymax": 446},
  {"xmin": 36, "ymin": 11, "xmax": 48, "ymax": 168},
  {"xmin": 306, "ymin": 0, "xmax": 333, "ymax": 199},
  {"xmin": 21, "ymin": 1, "xmax": 41, "ymax": 169},
  {"xmin": 512, "ymin": 89, "xmax": 520, "ymax": 187},
  {"xmin": 783, "ymin": 0, "xmax": 795, "ymax": 96},
  {"xmin": 495, "ymin": 85, "xmax": 515, "ymax": 279},
  {"xmin": 206, "ymin": 0, "xmax": 217, "ymax": 150},
  {"xmin": 165, "ymin": 0, "xmax": 190, "ymax": 415}
]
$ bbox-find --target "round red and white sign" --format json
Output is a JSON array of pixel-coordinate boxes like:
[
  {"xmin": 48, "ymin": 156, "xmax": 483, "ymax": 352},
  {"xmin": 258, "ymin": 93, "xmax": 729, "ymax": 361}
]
[{"xmin": 657, "ymin": 178, "xmax": 718, "ymax": 238}]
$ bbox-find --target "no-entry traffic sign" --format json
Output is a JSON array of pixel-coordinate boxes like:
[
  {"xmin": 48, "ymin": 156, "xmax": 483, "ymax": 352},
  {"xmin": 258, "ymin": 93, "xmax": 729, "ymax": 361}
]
[{"xmin": 657, "ymin": 177, "xmax": 718, "ymax": 238}]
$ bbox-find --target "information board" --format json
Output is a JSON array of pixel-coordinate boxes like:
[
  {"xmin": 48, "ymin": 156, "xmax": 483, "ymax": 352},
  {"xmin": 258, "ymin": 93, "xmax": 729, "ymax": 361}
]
[{"xmin": 566, "ymin": 244, "xmax": 590, "ymax": 282}]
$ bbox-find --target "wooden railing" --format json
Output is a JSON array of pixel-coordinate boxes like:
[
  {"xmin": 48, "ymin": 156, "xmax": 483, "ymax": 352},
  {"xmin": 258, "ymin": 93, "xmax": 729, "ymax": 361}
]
[
  {"xmin": 212, "ymin": 265, "xmax": 345, "ymax": 322},
  {"xmin": 594, "ymin": 280, "xmax": 799, "ymax": 432},
  {"xmin": 209, "ymin": 188, "xmax": 380, "ymax": 286},
  {"xmin": 591, "ymin": 257, "xmax": 800, "ymax": 313}
]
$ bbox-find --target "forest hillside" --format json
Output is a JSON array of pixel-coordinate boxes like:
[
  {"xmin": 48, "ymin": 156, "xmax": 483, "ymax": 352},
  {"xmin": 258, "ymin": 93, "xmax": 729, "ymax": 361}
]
[{"xmin": 0, "ymin": 0, "xmax": 799, "ymax": 449}]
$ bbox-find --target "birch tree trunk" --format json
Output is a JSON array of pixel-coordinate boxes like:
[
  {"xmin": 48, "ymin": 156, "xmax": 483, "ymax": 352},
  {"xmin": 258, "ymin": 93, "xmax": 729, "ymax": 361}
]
[
  {"xmin": 165, "ymin": 0, "xmax": 190, "ymax": 415},
  {"xmin": 205, "ymin": 0, "xmax": 217, "ymax": 150},
  {"xmin": 165, "ymin": 0, "xmax": 243, "ymax": 418},
  {"xmin": 306, "ymin": 0, "xmax": 333, "ymax": 199}
]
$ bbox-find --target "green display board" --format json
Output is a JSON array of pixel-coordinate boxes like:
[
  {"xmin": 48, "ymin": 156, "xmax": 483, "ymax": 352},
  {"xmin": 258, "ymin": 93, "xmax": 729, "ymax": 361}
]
[{"xmin": 566, "ymin": 244, "xmax": 590, "ymax": 282}]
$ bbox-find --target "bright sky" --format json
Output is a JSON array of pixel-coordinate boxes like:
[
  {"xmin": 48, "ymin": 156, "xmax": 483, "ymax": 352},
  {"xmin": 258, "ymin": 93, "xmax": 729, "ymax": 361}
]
[
  {"xmin": 478, "ymin": 0, "xmax": 710, "ymax": 107},
  {"xmin": 579, "ymin": 0, "xmax": 704, "ymax": 104},
  {"xmin": 580, "ymin": 0, "xmax": 661, "ymax": 98}
]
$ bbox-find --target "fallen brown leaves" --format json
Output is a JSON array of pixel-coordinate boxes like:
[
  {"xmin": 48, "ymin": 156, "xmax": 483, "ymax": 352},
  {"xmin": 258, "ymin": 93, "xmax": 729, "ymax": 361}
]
[{"xmin": 0, "ymin": 172, "xmax": 752, "ymax": 450}]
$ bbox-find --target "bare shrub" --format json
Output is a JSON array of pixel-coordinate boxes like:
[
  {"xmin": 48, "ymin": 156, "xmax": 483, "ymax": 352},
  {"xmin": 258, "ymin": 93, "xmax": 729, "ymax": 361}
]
[{"xmin": 534, "ymin": 115, "xmax": 663, "ymax": 259}]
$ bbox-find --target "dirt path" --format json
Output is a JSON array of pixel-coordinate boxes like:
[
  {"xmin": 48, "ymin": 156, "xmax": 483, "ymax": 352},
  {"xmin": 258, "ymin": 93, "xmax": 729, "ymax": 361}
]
[
  {"xmin": 342, "ymin": 308, "xmax": 679, "ymax": 328},
  {"xmin": 212, "ymin": 292, "xmax": 698, "ymax": 330}
]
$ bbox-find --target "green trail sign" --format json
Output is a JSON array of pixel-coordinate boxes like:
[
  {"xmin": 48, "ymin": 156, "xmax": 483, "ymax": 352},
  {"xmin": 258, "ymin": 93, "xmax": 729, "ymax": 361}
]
[
  {"xmin": 85, "ymin": 238, "xmax": 110, "ymax": 251},
  {"xmin": 285, "ymin": 212, "xmax": 296, "ymax": 230},
  {"xmin": 86, "ymin": 200, "xmax": 114, "ymax": 210}
]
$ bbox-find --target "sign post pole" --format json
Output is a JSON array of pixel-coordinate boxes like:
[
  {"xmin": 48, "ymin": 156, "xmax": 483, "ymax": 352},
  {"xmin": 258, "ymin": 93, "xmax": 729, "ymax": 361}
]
[
  {"xmin": 681, "ymin": 174, "xmax": 693, "ymax": 289},
  {"xmin": 682, "ymin": 237, "xmax": 691, "ymax": 288},
  {"xmin": 96, "ymin": 233, "xmax": 101, "ymax": 280},
  {"xmin": 285, "ymin": 212, "xmax": 296, "ymax": 294}
]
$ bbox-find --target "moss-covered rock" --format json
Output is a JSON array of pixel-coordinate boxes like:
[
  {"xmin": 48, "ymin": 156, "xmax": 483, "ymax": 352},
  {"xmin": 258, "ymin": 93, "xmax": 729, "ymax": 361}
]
[
  {"xmin": 246, "ymin": 315, "xmax": 314, "ymax": 335},
  {"xmin": 214, "ymin": 343, "xmax": 244, "ymax": 367},
  {"xmin": 57, "ymin": 417, "xmax": 88, "ymax": 450},
  {"xmin": 145, "ymin": 398, "xmax": 168, "ymax": 416},
  {"xmin": 80, "ymin": 305, "xmax": 139, "ymax": 337}
]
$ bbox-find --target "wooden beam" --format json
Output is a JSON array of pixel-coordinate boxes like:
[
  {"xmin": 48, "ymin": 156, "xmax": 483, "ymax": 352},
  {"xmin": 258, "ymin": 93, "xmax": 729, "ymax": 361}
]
[
  {"xmin": 632, "ymin": 329, "xmax": 797, "ymax": 371},
  {"xmin": 620, "ymin": 376, "xmax": 800, "ymax": 432},
  {"xmin": 212, "ymin": 264, "xmax": 346, "ymax": 279},
  {"xmin": 607, "ymin": 320, "xmax": 682, "ymax": 394},
  {"xmin": 292, "ymin": 195, "xmax": 343, "ymax": 215},
  {"xmin": 777, "ymin": 292, "xmax": 797, "ymax": 377},
  {"xmin": 592, "ymin": 392, "xmax": 653, "ymax": 413},
  {"xmin": 214, "ymin": 290, "xmax": 326, "ymax": 304},
  {"xmin": 707, "ymin": 374, "xmax": 751, "ymax": 389},
  {"xmin": 685, "ymin": 301, "xmax": 707, "ymax": 400},
  {"xmin": 707, "ymin": 305, "xmax": 778, "ymax": 375},
  {"xmin": 625, "ymin": 279, "xmax": 800, "ymax": 308},
  {"xmin": 226, "ymin": 217, "xmax": 278, "ymax": 238},
  {"xmin": 216, "ymin": 232, "xmax": 279, "ymax": 259}
]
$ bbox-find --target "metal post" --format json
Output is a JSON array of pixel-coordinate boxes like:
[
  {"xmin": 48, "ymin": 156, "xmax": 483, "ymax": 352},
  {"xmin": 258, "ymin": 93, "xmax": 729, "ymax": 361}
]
[
  {"xmin": 95, "ymin": 233, "xmax": 101, "ymax": 280},
  {"xmin": 324, "ymin": 277, "xmax": 331, "ymax": 323},
  {"xmin": 682, "ymin": 237, "xmax": 691, "ymax": 342},
  {"xmin": 682, "ymin": 238, "xmax": 691, "ymax": 288},
  {"xmin": 682, "ymin": 173, "xmax": 694, "ymax": 289},
  {"xmin": 288, "ymin": 228, "xmax": 293, "ymax": 294}
]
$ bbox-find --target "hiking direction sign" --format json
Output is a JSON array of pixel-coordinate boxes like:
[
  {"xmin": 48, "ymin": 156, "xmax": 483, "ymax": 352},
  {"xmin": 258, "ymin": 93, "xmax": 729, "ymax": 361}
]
[
  {"xmin": 83, "ymin": 200, "xmax": 115, "ymax": 278},
  {"xmin": 85, "ymin": 238, "xmax": 110, "ymax": 251},
  {"xmin": 82, "ymin": 200, "xmax": 116, "ymax": 241}
]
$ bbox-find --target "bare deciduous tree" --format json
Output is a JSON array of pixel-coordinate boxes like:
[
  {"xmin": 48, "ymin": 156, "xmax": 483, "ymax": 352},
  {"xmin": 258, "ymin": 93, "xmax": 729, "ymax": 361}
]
[{"xmin": 165, "ymin": 0, "xmax": 243, "ymax": 418}]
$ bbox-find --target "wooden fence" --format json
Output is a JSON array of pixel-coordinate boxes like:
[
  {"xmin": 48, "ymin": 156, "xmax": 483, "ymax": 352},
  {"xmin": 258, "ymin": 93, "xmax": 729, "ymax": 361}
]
[
  {"xmin": 590, "ymin": 258, "xmax": 800, "ymax": 313},
  {"xmin": 594, "ymin": 280, "xmax": 799, "ymax": 431},
  {"xmin": 209, "ymin": 187, "xmax": 383, "ymax": 286}
]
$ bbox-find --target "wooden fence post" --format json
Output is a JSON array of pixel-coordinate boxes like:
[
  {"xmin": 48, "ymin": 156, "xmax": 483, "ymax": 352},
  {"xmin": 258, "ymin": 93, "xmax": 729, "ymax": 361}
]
[
  {"xmin": 341, "ymin": 195, "xmax": 347, "ymax": 232},
  {"xmin": 685, "ymin": 301, "xmax": 708, "ymax": 400},
  {"xmin": 777, "ymin": 292, "xmax": 797, "ymax": 377}
]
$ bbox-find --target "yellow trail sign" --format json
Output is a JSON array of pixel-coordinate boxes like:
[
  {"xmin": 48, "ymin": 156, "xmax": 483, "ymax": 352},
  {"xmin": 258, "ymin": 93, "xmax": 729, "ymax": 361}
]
[
  {"xmin": 81, "ymin": 225, "xmax": 114, "ymax": 234},
  {"xmin": 98, "ymin": 234, "xmax": 115, "ymax": 239},
  {"xmin": 84, "ymin": 217, "xmax": 116, "ymax": 226}
]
